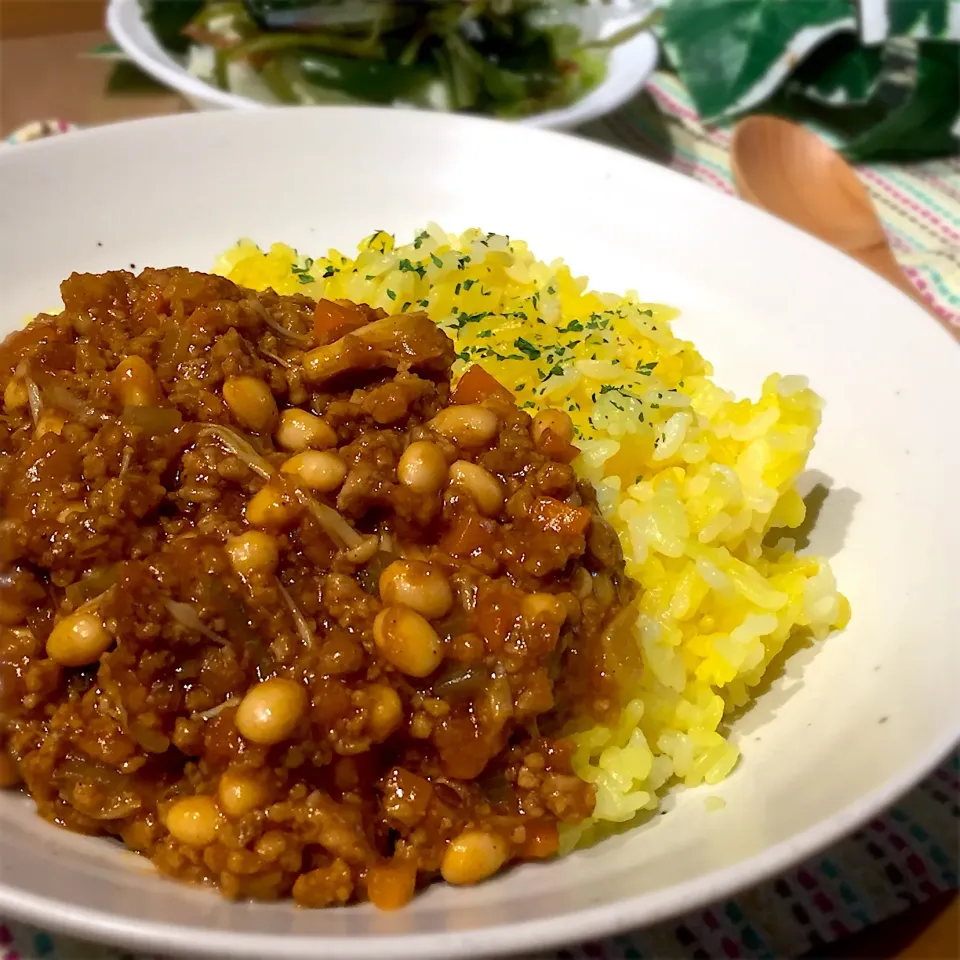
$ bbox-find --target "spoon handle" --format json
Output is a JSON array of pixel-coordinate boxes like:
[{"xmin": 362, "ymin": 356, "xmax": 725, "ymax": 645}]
[{"xmin": 852, "ymin": 242, "xmax": 941, "ymax": 321}]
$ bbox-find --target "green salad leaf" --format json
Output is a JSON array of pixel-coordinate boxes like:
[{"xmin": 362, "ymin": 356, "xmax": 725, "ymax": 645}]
[
  {"xmin": 143, "ymin": 0, "xmax": 610, "ymax": 117},
  {"xmin": 142, "ymin": 0, "xmax": 205, "ymax": 54},
  {"xmin": 297, "ymin": 51, "xmax": 432, "ymax": 103}
]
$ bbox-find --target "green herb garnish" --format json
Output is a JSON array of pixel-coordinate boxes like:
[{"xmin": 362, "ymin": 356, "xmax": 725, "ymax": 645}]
[
  {"xmin": 398, "ymin": 258, "xmax": 426, "ymax": 279},
  {"xmin": 514, "ymin": 337, "xmax": 541, "ymax": 361}
]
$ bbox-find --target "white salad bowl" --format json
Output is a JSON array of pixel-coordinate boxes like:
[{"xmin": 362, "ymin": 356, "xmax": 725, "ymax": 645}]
[{"xmin": 106, "ymin": 0, "xmax": 659, "ymax": 128}]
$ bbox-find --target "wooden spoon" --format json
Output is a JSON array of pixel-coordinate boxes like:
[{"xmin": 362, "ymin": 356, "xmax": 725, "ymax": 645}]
[{"xmin": 730, "ymin": 115, "xmax": 939, "ymax": 319}]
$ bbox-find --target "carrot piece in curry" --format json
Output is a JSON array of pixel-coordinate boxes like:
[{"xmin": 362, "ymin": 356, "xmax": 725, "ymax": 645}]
[
  {"xmin": 533, "ymin": 497, "xmax": 593, "ymax": 536},
  {"xmin": 312, "ymin": 298, "xmax": 370, "ymax": 342},
  {"xmin": 452, "ymin": 364, "xmax": 515, "ymax": 406}
]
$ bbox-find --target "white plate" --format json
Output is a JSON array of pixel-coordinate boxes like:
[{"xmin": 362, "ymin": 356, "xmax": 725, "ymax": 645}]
[
  {"xmin": 106, "ymin": 0, "xmax": 659, "ymax": 129},
  {"xmin": 0, "ymin": 108, "xmax": 957, "ymax": 960}
]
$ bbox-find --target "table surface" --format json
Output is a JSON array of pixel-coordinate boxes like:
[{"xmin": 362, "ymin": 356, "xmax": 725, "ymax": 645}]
[{"xmin": 0, "ymin": 25, "xmax": 957, "ymax": 960}]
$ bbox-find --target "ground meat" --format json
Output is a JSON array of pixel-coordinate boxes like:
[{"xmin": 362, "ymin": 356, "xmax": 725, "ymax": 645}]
[{"xmin": 0, "ymin": 269, "xmax": 636, "ymax": 909}]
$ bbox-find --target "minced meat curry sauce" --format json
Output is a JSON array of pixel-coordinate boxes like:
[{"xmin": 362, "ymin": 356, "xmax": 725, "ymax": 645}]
[{"xmin": 0, "ymin": 268, "xmax": 637, "ymax": 909}]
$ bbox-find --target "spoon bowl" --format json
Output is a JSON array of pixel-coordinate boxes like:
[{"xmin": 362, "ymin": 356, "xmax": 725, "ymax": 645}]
[{"xmin": 730, "ymin": 115, "xmax": 938, "ymax": 318}]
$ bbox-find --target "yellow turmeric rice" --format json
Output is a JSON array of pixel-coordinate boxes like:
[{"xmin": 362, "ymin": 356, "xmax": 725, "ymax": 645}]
[{"xmin": 215, "ymin": 225, "xmax": 849, "ymax": 848}]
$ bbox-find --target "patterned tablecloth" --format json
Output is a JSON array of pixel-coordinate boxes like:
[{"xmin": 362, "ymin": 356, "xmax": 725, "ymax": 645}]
[{"xmin": 2, "ymin": 72, "xmax": 958, "ymax": 960}]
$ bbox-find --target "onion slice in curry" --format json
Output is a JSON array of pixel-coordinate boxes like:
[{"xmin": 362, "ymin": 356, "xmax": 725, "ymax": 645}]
[
  {"xmin": 164, "ymin": 600, "xmax": 229, "ymax": 646},
  {"xmin": 277, "ymin": 582, "xmax": 316, "ymax": 648},
  {"xmin": 200, "ymin": 424, "xmax": 274, "ymax": 480}
]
